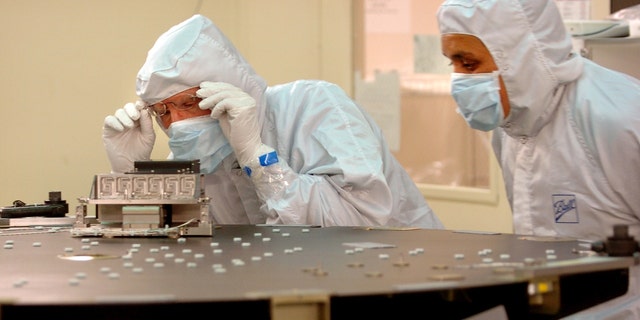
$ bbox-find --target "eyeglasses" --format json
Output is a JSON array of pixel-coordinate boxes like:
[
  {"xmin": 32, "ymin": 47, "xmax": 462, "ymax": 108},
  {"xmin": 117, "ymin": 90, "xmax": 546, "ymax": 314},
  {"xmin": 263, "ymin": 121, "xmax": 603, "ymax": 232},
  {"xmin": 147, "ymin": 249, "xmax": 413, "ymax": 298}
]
[{"xmin": 145, "ymin": 94, "xmax": 201, "ymax": 118}]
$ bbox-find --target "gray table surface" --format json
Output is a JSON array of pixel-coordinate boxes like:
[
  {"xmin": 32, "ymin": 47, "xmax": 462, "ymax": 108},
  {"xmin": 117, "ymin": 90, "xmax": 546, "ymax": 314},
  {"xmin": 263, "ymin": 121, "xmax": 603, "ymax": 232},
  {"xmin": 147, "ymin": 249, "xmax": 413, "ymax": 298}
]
[{"xmin": 0, "ymin": 224, "xmax": 630, "ymax": 304}]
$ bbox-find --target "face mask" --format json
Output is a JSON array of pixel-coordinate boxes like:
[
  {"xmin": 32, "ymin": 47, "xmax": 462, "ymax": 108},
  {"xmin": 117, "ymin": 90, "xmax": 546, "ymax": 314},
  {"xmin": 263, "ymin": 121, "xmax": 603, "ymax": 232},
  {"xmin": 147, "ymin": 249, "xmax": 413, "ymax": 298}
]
[
  {"xmin": 451, "ymin": 71, "xmax": 504, "ymax": 131},
  {"xmin": 168, "ymin": 116, "xmax": 233, "ymax": 174}
]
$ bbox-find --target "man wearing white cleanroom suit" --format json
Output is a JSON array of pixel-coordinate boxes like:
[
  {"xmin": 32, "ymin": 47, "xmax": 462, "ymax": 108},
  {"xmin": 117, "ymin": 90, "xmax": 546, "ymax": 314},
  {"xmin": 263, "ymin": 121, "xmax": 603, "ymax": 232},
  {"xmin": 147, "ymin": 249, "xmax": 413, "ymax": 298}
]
[
  {"xmin": 102, "ymin": 14, "xmax": 443, "ymax": 229},
  {"xmin": 437, "ymin": 0, "xmax": 640, "ymax": 318}
]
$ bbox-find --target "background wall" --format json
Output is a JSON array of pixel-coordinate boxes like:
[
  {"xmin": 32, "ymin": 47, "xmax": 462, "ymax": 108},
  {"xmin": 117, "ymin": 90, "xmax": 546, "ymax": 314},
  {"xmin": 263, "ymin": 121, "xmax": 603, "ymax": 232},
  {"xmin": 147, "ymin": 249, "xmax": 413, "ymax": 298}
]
[{"xmin": 0, "ymin": 0, "xmax": 351, "ymax": 212}]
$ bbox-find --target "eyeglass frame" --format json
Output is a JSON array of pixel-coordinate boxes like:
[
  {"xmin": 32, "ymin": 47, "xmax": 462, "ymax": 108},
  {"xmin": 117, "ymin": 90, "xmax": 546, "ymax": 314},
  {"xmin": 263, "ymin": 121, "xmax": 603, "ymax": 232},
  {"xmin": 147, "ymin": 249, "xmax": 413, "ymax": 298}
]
[{"xmin": 144, "ymin": 93, "xmax": 201, "ymax": 118}]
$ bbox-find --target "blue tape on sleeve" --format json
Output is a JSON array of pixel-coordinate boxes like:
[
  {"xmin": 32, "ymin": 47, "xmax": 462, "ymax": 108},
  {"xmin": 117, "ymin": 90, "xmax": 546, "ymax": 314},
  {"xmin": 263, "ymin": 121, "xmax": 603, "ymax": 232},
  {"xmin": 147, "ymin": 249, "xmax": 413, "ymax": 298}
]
[
  {"xmin": 259, "ymin": 151, "xmax": 279, "ymax": 167},
  {"xmin": 243, "ymin": 151, "xmax": 278, "ymax": 177}
]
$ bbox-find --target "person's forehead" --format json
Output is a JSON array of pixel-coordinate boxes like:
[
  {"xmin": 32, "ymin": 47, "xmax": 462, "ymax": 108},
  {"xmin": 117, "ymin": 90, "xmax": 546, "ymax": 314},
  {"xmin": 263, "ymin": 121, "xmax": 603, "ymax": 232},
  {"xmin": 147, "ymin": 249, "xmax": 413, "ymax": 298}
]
[
  {"xmin": 441, "ymin": 33, "xmax": 490, "ymax": 57},
  {"xmin": 162, "ymin": 86, "xmax": 199, "ymax": 102}
]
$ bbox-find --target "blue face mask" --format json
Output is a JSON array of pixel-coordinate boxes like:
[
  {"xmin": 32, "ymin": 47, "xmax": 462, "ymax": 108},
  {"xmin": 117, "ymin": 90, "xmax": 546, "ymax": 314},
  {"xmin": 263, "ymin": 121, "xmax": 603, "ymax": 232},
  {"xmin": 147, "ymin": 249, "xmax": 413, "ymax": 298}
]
[
  {"xmin": 168, "ymin": 116, "xmax": 233, "ymax": 174},
  {"xmin": 451, "ymin": 71, "xmax": 504, "ymax": 131}
]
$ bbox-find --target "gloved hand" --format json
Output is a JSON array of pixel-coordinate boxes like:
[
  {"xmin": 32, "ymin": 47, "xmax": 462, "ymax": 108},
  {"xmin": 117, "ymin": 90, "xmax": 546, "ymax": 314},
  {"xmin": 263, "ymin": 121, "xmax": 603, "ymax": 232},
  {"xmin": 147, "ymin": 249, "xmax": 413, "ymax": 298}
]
[
  {"xmin": 102, "ymin": 101, "xmax": 155, "ymax": 173},
  {"xmin": 196, "ymin": 81, "xmax": 266, "ymax": 168}
]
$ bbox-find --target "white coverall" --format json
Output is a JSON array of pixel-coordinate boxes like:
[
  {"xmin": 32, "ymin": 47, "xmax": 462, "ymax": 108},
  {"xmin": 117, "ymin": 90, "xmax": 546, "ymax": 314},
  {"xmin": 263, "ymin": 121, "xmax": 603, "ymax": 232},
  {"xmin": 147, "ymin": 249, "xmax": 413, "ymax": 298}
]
[
  {"xmin": 202, "ymin": 79, "xmax": 444, "ymax": 228},
  {"xmin": 105, "ymin": 15, "xmax": 443, "ymax": 229},
  {"xmin": 437, "ymin": 0, "xmax": 640, "ymax": 318}
]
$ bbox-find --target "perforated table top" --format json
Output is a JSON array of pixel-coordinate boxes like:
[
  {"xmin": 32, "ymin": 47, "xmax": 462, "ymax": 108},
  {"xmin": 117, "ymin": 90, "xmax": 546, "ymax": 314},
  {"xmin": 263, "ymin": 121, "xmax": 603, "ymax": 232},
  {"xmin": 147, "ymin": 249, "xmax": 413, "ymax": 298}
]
[{"xmin": 0, "ymin": 224, "xmax": 632, "ymax": 319}]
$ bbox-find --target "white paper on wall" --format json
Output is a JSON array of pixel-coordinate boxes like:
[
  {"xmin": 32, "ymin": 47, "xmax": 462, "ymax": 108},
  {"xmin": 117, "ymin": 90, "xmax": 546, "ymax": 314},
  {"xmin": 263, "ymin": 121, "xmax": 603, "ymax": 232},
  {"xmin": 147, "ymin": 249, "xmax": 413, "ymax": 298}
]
[
  {"xmin": 414, "ymin": 34, "xmax": 451, "ymax": 75},
  {"xmin": 365, "ymin": 0, "xmax": 411, "ymax": 34}
]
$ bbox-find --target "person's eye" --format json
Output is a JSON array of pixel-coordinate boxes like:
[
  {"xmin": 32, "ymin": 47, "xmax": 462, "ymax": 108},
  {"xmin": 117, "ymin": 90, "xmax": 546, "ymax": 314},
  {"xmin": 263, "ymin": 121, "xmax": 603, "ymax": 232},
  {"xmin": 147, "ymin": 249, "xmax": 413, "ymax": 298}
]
[{"xmin": 460, "ymin": 58, "xmax": 477, "ymax": 71}]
